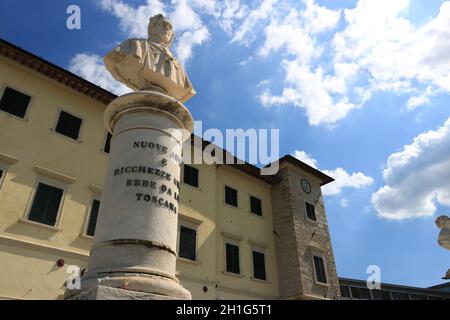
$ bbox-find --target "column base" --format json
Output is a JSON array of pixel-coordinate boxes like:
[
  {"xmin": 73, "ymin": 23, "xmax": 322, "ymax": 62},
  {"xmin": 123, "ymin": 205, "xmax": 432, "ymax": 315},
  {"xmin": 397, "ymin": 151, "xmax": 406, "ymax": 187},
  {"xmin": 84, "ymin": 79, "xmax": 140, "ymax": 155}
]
[
  {"xmin": 67, "ymin": 285, "xmax": 184, "ymax": 300},
  {"xmin": 65, "ymin": 273, "xmax": 191, "ymax": 300}
]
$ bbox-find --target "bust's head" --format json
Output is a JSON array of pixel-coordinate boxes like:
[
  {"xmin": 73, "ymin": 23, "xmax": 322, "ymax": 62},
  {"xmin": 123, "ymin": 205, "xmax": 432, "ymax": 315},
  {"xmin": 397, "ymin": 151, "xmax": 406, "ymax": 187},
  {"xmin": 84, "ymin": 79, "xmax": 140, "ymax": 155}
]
[
  {"xmin": 436, "ymin": 215, "xmax": 450, "ymax": 229},
  {"xmin": 148, "ymin": 14, "xmax": 174, "ymax": 47}
]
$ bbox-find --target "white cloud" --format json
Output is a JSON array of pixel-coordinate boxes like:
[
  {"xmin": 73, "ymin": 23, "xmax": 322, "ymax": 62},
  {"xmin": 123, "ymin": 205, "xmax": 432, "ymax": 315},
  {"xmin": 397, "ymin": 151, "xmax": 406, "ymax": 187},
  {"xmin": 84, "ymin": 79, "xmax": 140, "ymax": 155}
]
[
  {"xmin": 174, "ymin": 26, "xmax": 210, "ymax": 64},
  {"xmin": 99, "ymin": 0, "xmax": 166, "ymax": 38},
  {"xmin": 322, "ymin": 168, "xmax": 374, "ymax": 196},
  {"xmin": 68, "ymin": 53, "xmax": 131, "ymax": 95},
  {"xmin": 293, "ymin": 150, "xmax": 318, "ymax": 168},
  {"xmin": 372, "ymin": 117, "xmax": 450, "ymax": 220},
  {"xmin": 256, "ymin": 0, "xmax": 450, "ymax": 125},
  {"xmin": 256, "ymin": 1, "xmax": 357, "ymax": 126},
  {"xmin": 293, "ymin": 150, "xmax": 373, "ymax": 196},
  {"xmin": 340, "ymin": 198, "xmax": 350, "ymax": 207},
  {"xmin": 230, "ymin": 0, "xmax": 278, "ymax": 45}
]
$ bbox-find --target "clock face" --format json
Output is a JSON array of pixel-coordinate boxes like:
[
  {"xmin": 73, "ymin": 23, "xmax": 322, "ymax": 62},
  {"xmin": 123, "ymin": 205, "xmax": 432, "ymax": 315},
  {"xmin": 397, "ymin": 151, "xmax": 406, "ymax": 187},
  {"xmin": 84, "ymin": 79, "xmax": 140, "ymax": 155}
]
[{"xmin": 301, "ymin": 179, "xmax": 311, "ymax": 194}]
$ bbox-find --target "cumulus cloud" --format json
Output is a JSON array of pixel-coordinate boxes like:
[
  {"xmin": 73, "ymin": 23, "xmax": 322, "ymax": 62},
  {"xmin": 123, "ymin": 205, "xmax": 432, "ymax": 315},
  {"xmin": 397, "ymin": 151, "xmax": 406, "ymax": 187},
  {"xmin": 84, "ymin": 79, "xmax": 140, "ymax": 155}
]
[
  {"xmin": 371, "ymin": 117, "xmax": 450, "ymax": 220},
  {"xmin": 322, "ymin": 168, "xmax": 374, "ymax": 196},
  {"xmin": 293, "ymin": 150, "xmax": 373, "ymax": 196},
  {"xmin": 68, "ymin": 53, "xmax": 131, "ymax": 95},
  {"xmin": 256, "ymin": 0, "xmax": 450, "ymax": 126}
]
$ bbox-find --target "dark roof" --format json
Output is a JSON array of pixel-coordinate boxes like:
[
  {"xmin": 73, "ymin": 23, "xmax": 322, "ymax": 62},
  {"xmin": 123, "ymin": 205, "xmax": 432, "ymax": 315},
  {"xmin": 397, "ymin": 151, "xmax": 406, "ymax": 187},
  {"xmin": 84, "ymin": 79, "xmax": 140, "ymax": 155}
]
[
  {"xmin": 0, "ymin": 38, "xmax": 334, "ymax": 187},
  {"xmin": 339, "ymin": 277, "xmax": 450, "ymax": 296},
  {"xmin": 428, "ymin": 282, "xmax": 450, "ymax": 290},
  {"xmin": 277, "ymin": 155, "xmax": 334, "ymax": 186}
]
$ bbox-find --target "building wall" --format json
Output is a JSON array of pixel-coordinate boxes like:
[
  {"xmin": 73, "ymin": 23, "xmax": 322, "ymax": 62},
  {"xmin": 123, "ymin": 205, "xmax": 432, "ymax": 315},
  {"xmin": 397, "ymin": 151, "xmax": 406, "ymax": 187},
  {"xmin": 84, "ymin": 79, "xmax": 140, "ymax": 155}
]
[{"xmin": 0, "ymin": 52, "xmax": 338, "ymax": 300}]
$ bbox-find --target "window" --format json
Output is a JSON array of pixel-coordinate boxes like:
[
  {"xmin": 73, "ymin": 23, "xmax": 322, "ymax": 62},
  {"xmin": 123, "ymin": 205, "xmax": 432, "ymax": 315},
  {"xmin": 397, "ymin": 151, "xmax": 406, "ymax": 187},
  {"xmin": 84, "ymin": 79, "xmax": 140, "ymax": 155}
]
[
  {"xmin": 391, "ymin": 292, "xmax": 409, "ymax": 300},
  {"xmin": 250, "ymin": 196, "xmax": 262, "ymax": 216},
  {"xmin": 55, "ymin": 110, "xmax": 82, "ymax": 140},
  {"xmin": 410, "ymin": 294, "xmax": 427, "ymax": 300},
  {"xmin": 183, "ymin": 165, "xmax": 199, "ymax": 188},
  {"xmin": 350, "ymin": 287, "xmax": 361, "ymax": 299},
  {"xmin": 225, "ymin": 186, "xmax": 238, "ymax": 207},
  {"xmin": 305, "ymin": 202, "xmax": 316, "ymax": 221},
  {"xmin": 313, "ymin": 255, "xmax": 327, "ymax": 284},
  {"xmin": 104, "ymin": 132, "xmax": 112, "ymax": 154},
  {"xmin": 179, "ymin": 226, "xmax": 197, "ymax": 261},
  {"xmin": 28, "ymin": 182, "xmax": 64, "ymax": 226},
  {"xmin": 0, "ymin": 87, "xmax": 31, "ymax": 118},
  {"xmin": 86, "ymin": 199, "xmax": 100, "ymax": 237},
  {"xmin": 340, "ymin": 285, "xmax": 350, "ymax": 298},
  {"xmin": 225, "ymin": 243, "xmax": 240, "ymax": 274},
  {"xmin": 359, "ymin": 288, "xmax": 371, "ymax": 300},
  {"xmin": 252, "ymin": 250, "xmax": 267, "ymax": 280},
  {"xmin": 372, "ymin": 289, "xmax": 391, "ymax": 300}
]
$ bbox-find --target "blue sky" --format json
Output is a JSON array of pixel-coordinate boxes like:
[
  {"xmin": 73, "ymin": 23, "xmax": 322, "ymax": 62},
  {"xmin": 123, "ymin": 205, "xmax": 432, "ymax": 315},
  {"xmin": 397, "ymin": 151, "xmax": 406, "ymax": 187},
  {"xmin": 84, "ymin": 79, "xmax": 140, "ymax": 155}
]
[{"xmin": 1, "ymin": 0, "xmax": 449, "ymax": 287}]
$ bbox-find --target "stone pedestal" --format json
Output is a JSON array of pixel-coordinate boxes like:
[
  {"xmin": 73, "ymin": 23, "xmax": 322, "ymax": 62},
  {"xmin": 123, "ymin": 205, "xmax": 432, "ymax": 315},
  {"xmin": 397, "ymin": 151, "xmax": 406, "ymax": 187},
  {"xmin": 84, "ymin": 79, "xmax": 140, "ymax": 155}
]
[{"xmin": 66, "ymin": 90, "xmax": 193, "ymax": 300}]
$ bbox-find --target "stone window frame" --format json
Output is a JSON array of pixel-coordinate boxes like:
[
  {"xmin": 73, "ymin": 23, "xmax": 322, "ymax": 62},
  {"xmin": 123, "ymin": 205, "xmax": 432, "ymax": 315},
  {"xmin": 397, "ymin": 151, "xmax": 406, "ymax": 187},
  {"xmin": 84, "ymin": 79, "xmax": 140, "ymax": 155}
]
[
  {"xmin": 50, "ymin": 107, "xmax": 85, "ymax": 143},
  {"xmin": 181, "ymin": 164, "xmax": 201, "ymax": 190},
  {"xmin": 22, "ymin": 174, "xmax": 69, "ymax": 232},
  {"xmin": 82, "ymin": 193, "xmax": 102, "ymax": 239},
  {"xmin": 249, "ymin": 240, "xmax": 269, "ymax": 283},
  {"xmin": 304, "ymin": 200, "xmax": 317, "ymax": 222},
  {"xmin": 311, "ymin": 251, "xmax": 330, "ymax": 287},
  {"xmin": 0, "ymin": 82, "xmax": 34, "ymax": 122},
  {"xmin": 177, "ymin": 214, "xmax": 202, "ymax": 265},
  {"xmin": 222, "ymin": 232, "xmax": 244, "ymax": 277}
]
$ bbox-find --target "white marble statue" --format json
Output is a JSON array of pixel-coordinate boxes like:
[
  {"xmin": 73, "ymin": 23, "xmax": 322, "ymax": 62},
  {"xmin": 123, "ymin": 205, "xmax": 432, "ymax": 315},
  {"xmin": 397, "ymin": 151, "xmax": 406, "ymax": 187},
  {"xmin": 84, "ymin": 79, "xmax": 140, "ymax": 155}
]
[
  {"xmin": 104, "ymin": 14, "xmax": 196, "ymax": 103},
  {"xmin": 436, "ymin": 215, "xmax": 450, "ymax": 251}
]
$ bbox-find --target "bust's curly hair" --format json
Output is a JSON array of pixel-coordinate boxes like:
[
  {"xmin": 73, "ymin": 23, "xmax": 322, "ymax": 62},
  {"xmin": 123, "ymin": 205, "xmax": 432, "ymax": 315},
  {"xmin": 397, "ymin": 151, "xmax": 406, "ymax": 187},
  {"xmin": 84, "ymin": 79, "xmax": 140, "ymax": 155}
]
[{"xmin": 148, "ymin": 14, "xmax": 175, "ymax": 46}]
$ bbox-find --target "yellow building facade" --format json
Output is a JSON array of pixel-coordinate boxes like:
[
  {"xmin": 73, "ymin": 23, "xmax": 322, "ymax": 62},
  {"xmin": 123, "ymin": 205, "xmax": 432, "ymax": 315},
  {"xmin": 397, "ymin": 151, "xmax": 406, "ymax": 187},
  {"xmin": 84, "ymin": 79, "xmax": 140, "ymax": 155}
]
[{"xmin": 0, "ymin": 39, "xmax": 339, "ymax": 300}]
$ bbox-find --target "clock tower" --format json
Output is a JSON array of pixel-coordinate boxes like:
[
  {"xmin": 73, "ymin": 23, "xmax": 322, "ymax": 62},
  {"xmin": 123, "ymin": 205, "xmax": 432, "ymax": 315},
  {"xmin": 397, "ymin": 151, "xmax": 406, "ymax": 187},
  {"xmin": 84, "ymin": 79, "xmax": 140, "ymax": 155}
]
[{"xmin": 270, "ymin": 155, "xmax": 340, "ymax": 299}]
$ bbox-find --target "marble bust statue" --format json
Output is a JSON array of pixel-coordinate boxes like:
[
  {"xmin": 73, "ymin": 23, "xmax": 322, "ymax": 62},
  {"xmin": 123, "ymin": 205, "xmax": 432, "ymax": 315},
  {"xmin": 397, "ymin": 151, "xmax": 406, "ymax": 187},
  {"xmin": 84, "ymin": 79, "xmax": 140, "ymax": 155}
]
[
  {"xmin": 104, "ymin": 14, "xmax": 196, "ymax": 103},
  {"xmin": 436, "ymin": 215, "xmax": 450, "ymax": 251}
]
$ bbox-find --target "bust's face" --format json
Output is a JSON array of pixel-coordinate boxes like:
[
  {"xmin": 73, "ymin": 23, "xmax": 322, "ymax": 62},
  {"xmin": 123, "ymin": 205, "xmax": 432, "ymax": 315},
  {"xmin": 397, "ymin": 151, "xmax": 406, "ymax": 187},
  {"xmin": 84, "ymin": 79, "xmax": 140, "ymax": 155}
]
[
  {"xmin": 148, "ymin": 18, "xmax": 174, "ymax": 46},
  {"xmin": 436, "ymin": 216, "xmax": 449, "ymax": 228}
]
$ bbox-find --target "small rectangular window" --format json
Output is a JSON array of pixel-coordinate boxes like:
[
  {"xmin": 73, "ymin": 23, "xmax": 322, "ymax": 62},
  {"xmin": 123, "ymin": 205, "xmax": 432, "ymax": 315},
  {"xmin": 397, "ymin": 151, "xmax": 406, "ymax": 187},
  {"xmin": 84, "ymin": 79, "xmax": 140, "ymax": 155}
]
[
  {"xmin": 313, "ymin": 255, "xmax": 327, "ymax": 284},
  {"xmin": 359, "ymin": 288, "xmax": 371, "ymax": 299},
  {"xmin": 86, "ymin": 199, "xmax": 100, "ymax": 236},
  {"xmin": 55, "ymin": 110, "xmax": 82, "ymax": 140},
  {"xmin": 225, "ymin": 186, "xmax": 238, "ymax": 207},
  {"xmin": 179, "ymin": 226, "xmax": 197, "ymax": 261},
  {"xmin": 183, "ymin": 165, "xmax": 199, "ymax": 188},
  {"xmin": 225, "ymin": 243, "xmax": 240, "ymax": 274},
  {"xmin": 250, "ymin": 196, "xmax": 262, "ymax": 216},
  {"xmin": 305, "ymin": 202, "xmax": 317, "ymax": 221},
  {"xmin": 0, "ymin": 87, "xmax": 31, "ymax": 118},
  {"xmin": 391, "ymin": 292, "xmax": 409, "ymax": 300},
  {"xmin": 28, "ymin": 182, "xmax": 64, "ymax": 226},
  {"xmin": 372, "ymin": 290, "xmax": 391, "ymax": 300},
  {"xmin": 252, "ymin": 251, "xmax": 267, "ymax": 280},
  {"xmin": 104, "ymin": 132, "xmax": 112, "ymax": 154},
  {"xmin": 350, "ymin": 287, "xmax": 361, "ymax": 299},
  {"xmin": 340, "ymin": 285, "xmax": 350, "ymax": 298}
]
